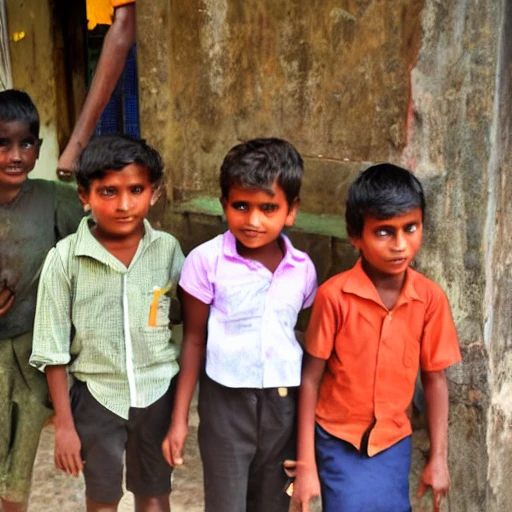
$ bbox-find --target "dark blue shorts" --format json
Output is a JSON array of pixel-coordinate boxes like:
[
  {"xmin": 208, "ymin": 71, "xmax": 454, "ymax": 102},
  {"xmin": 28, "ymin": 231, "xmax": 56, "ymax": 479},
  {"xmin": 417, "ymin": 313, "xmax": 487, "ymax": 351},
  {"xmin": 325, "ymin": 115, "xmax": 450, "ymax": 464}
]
[{"xmin": 315, "ymin": 424, "xmax": 411, "ymax": 512}]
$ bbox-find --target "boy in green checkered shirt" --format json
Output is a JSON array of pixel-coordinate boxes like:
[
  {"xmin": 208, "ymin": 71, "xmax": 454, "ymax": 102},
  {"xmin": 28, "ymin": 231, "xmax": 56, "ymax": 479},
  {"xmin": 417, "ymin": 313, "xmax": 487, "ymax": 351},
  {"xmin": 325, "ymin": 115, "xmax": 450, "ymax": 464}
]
[{"xmin": 30, "ymin": 134, "xmax": 184, "ymax": 512}]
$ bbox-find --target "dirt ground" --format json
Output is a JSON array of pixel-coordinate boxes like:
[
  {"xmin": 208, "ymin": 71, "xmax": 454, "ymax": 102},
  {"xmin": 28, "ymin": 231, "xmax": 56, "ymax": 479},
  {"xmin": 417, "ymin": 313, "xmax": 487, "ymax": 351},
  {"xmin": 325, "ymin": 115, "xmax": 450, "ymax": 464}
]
[{"xmin": 28, "ymin": 396, "xmax": 204, "ymax": 512}]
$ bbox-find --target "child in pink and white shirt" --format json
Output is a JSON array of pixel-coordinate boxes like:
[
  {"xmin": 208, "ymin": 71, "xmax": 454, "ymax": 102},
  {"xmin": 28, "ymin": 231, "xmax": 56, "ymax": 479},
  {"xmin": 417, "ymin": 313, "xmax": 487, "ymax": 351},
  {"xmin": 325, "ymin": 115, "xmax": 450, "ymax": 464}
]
[{"xmin": 162, "ymin": 138, "xmax": 317, "ymax": 512}]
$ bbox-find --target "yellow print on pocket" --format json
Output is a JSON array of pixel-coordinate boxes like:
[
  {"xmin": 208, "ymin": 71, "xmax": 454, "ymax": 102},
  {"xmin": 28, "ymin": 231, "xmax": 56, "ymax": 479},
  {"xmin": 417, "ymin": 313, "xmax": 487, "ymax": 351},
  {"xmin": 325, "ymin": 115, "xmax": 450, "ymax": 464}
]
[{"xmin": 148, "ymin": 283, "xmax": 172, "ymax": 327}]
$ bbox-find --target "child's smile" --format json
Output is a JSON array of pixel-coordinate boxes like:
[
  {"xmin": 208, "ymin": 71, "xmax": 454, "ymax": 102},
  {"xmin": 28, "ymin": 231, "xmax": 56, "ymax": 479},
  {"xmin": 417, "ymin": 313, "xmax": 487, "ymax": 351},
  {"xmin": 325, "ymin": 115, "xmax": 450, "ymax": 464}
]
[
  {"xmin": 222, "ymin": 183, "xmax": 298, "ymax": 259},
  {"xmin": 0, "ymin": 120, "xmax": 40, "ymax": 199}
]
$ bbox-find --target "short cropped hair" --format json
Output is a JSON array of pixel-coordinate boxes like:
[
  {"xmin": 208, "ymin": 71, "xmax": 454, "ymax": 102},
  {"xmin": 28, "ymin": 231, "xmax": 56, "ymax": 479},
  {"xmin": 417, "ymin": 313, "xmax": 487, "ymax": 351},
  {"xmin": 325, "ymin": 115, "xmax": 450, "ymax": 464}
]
[
  {"xmin": 75, "ymin": 134, "xmax": 164, "ymax": 191},
  {"xmin": 345, "ymin": 163, "xmax": 426, "ymax": 238},
  {"xmin": 0, "ymin": 89, "xmax": 40, "ymax": 137},
  {"xmin": 220, "ymin": 138, "xmax": 304, "ymax": 206}
]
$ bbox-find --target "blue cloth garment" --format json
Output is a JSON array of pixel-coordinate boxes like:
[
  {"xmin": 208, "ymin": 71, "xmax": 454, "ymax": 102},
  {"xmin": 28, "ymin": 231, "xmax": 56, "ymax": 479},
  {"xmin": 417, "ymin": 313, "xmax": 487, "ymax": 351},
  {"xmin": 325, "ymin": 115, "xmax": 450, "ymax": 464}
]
[{"xmin": 315, "ymin": 424, "xmax": 412, "ymax": 512}]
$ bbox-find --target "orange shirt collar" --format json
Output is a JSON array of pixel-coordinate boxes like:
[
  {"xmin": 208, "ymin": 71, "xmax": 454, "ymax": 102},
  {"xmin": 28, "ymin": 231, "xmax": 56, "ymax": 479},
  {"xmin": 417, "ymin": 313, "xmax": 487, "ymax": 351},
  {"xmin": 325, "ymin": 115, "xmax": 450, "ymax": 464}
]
[{"xmin": 343, "ymin": 259, "xmax": 422, "ymax": 309}]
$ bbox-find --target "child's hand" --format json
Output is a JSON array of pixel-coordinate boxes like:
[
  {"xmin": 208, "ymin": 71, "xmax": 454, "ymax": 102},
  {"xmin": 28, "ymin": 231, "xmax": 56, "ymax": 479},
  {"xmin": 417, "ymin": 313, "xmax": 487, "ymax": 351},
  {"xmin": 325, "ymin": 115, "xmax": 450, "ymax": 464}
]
[
  {"xmin": 0, "ymin": 284, "xmax": 14, "ymax": 316},
  {"xmin": 162, "ymin": 420, "xmax": 188, "ymax": 467},
  {"xmin": 290, "ymin": 460, "xmax": 321, "ymax": 512},
  {"xmin": 417, "ymin": 455, "xmax": 450, "ymax": 512},
  {"xmin": 54, "ymin": 423, "xmax": 83, "ymax": 477}
]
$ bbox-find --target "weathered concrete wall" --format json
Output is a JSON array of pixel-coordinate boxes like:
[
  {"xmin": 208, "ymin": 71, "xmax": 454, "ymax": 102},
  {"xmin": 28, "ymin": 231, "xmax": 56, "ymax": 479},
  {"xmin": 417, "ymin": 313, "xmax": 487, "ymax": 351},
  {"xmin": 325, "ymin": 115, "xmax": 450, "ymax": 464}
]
[
  {"xmin": 406, "ymin": 1, "xmax": 509, "ymax": 510},
  {"xmin": 6, "ymin": 0, "xmax": 60, "ymax": 180},
  {"xmin": 136, "ymin": 1, "xmax": 510, "ymax": 511},
  {"xmin": 484, "ymin": 0, "xmax": 512, "ymax": 509},
  {"xmin": 138, "ymin": 0, "xmax": 423, "ymax": 204}
]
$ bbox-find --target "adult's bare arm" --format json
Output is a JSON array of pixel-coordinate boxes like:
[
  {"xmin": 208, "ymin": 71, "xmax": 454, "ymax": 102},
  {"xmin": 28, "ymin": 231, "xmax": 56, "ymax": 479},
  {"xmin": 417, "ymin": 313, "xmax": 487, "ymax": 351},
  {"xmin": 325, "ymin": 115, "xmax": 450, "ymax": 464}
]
[{"xmin": 57, "ymin": 3, "xmax": 136, "ymax": 177}]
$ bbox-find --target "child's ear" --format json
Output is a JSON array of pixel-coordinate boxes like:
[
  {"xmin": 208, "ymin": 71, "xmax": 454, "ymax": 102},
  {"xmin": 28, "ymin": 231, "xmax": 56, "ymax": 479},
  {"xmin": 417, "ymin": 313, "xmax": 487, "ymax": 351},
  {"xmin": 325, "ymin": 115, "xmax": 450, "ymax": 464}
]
[
  {"xmin": 284, "ymin": 197, "xmax": 300, "ymax": 227},
  {"xmin": 35, "ymin": 138, "xmax": 43, "ymax": 159},
  {"xmin": 349, "ymin": 235, "xmax": 362, "ymax": 251},
  {"xmin": 77, "ymin": 185, "xmax": 90, "ymax": 212},
  {"xmin": 150, "ymin": 185, "xmax": 162, "ymax": 206}
]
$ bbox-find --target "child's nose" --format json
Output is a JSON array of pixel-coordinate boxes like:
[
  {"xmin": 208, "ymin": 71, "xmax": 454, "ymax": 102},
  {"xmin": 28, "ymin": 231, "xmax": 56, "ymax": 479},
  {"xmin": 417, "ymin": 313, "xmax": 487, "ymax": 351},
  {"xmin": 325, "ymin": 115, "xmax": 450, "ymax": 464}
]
[
  {"xmin": 248, "ymin": 209, "xmax": 262, "ymax": 227},
  {"xmin": 117, "ymin": 192, "xmax": 131, "ymax": 211},
  {"xmin": 393, "ymin": 231, "xmax": 407, "ymax": 251},
  {"xmin": 8, "ymin": 144, "xmax": 22, "ymax": 162}
]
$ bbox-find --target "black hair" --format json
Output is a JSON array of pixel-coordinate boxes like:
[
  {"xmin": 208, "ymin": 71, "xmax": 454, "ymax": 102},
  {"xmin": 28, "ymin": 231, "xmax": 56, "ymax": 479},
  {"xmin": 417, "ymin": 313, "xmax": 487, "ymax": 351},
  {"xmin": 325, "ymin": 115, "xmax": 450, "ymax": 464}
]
[
  {"xmin": 75, "ymin": 134, "xmax": 164, "ymax": 190},
  {"xmin": 220, "ymin": 138, "xmax": 304, "ymax": 206},
  {"xmin": 345, "ymin": 163, "xmax": 426, "ymax": 238},
  {"xmin": 0, "ymin": 89, "xmax": 40, "ymax": 137}
]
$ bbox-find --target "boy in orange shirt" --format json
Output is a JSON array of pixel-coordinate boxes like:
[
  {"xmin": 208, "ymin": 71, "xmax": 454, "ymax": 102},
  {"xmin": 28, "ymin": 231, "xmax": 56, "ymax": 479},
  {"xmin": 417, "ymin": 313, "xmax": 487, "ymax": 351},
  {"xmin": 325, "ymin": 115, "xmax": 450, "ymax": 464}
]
[{"xmin": 293, "ymin": 164, "xmax": 461, "ymax": 512}]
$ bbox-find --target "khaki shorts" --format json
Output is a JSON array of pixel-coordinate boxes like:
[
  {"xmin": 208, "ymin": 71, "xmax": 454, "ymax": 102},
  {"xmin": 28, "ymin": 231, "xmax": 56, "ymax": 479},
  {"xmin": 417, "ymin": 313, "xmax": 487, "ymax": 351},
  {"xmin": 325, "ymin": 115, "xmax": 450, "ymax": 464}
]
[{"xmin": 0, "ymin": 331, "xmax": 52, "ymax": 503}]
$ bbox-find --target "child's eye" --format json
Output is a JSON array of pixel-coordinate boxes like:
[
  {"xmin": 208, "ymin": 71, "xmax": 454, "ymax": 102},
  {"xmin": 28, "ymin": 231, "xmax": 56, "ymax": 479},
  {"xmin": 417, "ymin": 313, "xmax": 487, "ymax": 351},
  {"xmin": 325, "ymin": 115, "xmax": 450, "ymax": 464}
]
[
  {"xmin": 405, "ymin": 223, "xmax": 418, "ymax": 233},
  {"xmin": 232, "ymin": 202, "xmax": 248, "ymax": 211},
  {"xmin": 20, "ymin": 140, "xmax": 36, "ymax": 150},
  {"xmin": 131, "ymin": 186, "xmax": 144, "ymax": 194},
  {"xmin": 261, "ymin": 204, "xmax": 278, "ymax": 213},
  {"xmin": 100, "ymin": 188, "xmax": 115, "ymax": 197},
  {"xmin": 375, "ymin": 228, "xmax": 391, "ymax": 237},
  {"xmin": 0, "ymin": 138, "xmax": 10, "ymax": 148}
]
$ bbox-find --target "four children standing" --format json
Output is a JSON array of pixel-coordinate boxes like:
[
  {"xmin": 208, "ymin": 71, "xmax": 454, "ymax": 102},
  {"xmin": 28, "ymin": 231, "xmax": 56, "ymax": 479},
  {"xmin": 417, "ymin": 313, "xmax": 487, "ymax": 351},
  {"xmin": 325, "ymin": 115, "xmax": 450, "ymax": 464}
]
[{"xmin": 0, "ymin": 89, "xmax": 461, "ymax": 512}]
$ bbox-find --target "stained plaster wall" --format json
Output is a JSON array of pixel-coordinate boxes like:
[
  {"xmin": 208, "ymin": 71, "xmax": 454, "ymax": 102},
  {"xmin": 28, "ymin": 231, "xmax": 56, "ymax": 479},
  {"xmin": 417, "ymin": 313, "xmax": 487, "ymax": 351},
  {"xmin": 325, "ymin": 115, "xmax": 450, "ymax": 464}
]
[
  {"xmin": 5, "ymin": 0, "xmax": 62, "ymax": 180},
  {"xmin": 137, "ymin": 1, "xmax": 511, "ymax": 510}
]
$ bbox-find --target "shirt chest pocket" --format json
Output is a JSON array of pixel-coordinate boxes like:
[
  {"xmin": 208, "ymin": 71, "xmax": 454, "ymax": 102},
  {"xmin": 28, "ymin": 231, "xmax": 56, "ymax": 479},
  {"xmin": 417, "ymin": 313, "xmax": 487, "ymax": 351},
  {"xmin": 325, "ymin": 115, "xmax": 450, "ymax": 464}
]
[
  {"xmin": 145, "ymin": 288, "xmax": 171, "ymax": 328},
  {"xmin": 214, "ymin": 277, "xmax": 269, "ymax": 320}
]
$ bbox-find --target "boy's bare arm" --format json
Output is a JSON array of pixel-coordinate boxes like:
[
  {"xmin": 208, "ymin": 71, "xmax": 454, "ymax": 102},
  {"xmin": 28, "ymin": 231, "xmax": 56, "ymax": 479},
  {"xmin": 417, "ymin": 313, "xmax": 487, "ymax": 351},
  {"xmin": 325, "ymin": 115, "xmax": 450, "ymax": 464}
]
[
  {"xmin": 418, "ymin": 369, "xmax": 450, "ymax": 512},
  {"xmin": 45, "ymin": 365, "xmax": 83, "ymax": 477},
  {"xmin": 162, "ymin": 289, "xmax": 209, "ymax": 467},
  {"xmin": 292, "ymin": 353, "xmax": 326, "ymax": 511}
]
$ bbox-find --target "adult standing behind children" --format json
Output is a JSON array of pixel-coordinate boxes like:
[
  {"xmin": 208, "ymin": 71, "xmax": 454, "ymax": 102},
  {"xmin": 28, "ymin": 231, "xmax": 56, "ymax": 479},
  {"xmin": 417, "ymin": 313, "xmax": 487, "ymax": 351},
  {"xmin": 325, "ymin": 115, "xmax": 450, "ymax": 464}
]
[
  {"xmin": 293, "ymin": 164, "xmax": 462, "ymax": 512},
  {"xmin": 30, "ymin": 134, "xmax": 184, "ymax": 512},
  {"xmin": 162, "ymin": 138, "xmax": 318, "ymax": 512},
  {"xmin": 57, "ymin": 0, "xmax": 136, "ymax": 180},
  {"xmin": 0, "ymin": 89, "xmax": 83, "ymax": 512}
]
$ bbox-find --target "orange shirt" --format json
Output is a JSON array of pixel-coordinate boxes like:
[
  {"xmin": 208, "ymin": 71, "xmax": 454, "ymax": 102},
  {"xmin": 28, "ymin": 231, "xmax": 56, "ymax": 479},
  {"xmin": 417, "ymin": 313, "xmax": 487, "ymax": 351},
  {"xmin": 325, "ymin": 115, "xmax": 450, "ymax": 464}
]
[
  {"xmin": 306, "ymin": 259, "xmax": 461, "ymax": 456},
  {"xmin": 86, "ymin": 0, "xmax": 135, "ymax": 30}
]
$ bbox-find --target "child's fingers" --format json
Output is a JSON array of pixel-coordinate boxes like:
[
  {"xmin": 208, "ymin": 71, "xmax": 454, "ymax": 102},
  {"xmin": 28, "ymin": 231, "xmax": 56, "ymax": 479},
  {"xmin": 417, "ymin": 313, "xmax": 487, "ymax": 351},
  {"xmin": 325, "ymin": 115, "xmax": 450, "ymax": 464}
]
[
  {"xmin": 283, "ymin": 459, "xmax": 297, "ymax": 478},
  {"xmin": 433, "ymin": 490, "xmax": 442, "ymax": 512},
  {"xmin": 417, "ymin": 479, "xmax": 427, "ymax": 498},
  {"xmin": 161, "ymin": 438, "xmax": 172, "ymax": 466},
  {"xmin": 171, "ymin": 443, "xmax": 184, "ymax": 466}
]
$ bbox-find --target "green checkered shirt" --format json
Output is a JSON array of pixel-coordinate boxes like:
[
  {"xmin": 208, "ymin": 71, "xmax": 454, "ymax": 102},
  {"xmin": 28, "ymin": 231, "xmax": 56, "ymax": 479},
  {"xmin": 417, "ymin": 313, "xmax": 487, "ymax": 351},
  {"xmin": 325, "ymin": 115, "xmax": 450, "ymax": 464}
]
[{"xmin": 30, "ymin": 217, "xmax": 184, "ymax": 419}]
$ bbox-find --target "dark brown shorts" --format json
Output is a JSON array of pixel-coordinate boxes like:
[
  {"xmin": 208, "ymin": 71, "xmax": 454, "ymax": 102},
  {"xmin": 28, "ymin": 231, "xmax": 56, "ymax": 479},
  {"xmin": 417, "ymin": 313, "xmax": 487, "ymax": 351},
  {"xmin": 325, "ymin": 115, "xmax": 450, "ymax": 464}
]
[{"xmin": 70, "ymin": 379, "xmax": 175, "ymax": 503}]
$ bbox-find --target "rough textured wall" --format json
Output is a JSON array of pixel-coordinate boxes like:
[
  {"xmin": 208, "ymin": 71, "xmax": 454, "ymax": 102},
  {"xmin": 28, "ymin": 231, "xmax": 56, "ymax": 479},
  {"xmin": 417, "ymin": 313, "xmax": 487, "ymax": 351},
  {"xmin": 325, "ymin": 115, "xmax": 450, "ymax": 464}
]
[
  {"xmin": 139, "ymin": 0, "xmax": 423, "ymax": 204},
  {"xmin": 6, "ymin": 0, "xmax": 60, "ymax": 180},
  {"xmin": 485, "ymin": 0, "xmax": 512, "ymax": 509},
  {"xmin": 407, "ymin": 1, "xmax": 507, "ymax": 510}
]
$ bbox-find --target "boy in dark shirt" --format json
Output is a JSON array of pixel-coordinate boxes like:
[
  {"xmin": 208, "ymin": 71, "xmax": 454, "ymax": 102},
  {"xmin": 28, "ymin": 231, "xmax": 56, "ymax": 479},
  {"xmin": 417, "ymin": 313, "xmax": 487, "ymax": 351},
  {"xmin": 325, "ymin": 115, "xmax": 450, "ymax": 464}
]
[{"xmin": 0, "ymin": 89, "xmax": 82, "ymax": 511}]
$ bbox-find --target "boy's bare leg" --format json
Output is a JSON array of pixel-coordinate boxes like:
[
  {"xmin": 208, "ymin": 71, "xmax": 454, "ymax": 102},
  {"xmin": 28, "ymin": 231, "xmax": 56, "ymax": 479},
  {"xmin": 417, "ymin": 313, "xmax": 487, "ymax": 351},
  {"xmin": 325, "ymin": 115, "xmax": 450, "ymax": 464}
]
[
  {"xmin": 1, "ymin": 498, "xmax": 27, "ymax": 512},
  {"xmin": 86, "ymin": 497, "xmax": 120, "ymax": 512},
  {"xmin": 134, "ymin": 494, "xmax": 170, "ymax": 512}
]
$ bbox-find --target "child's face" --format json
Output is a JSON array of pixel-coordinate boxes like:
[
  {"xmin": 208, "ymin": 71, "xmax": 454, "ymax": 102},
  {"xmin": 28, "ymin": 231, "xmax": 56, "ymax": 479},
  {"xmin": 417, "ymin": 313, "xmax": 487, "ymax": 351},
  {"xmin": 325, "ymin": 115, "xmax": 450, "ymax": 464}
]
[
  {"xmin": 78, "ymin": 163, "xmax": 154, "ymax": 243},
  {"xmin": 349, "ymin": 208, "xmax": 423, "ymax": 278},
  {"xmin": 0, "ymin": 120, "xmax": 40, "ymax": 193},
  {"xmin": 222, "ymin": 182, "xmax": 298, "ymax": 253}
]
